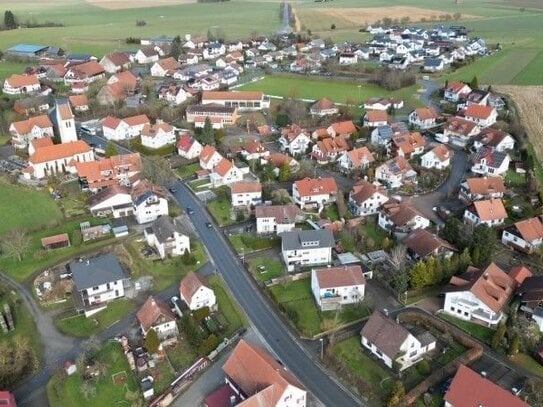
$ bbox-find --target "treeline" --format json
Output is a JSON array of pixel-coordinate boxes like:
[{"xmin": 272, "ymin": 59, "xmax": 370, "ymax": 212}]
[
  {"xmin": 196, "ymin": 0, "xmax": 230, "ymax": 2},
  {"xmin": 1, "ymin": 10, "xmax": 63, "ymax": 30},
  {"xmin": 371, "ymin": 67, "xmax": 417, "ymax": 91}
]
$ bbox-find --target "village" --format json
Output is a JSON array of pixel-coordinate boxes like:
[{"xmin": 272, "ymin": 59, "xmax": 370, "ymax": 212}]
[{"xmin": 0, "ymin": 19, "xmax": 542, "ymax": 407}]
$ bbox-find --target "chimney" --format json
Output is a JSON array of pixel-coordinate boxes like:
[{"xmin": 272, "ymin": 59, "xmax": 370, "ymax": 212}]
[{"xmin": 229, "ymin": 395, "xmax": 236, "ymax": 406}]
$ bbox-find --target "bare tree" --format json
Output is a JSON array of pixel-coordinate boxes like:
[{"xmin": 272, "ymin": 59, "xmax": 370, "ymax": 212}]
[
  {"xmin": 142, "ymin": 155, "xmax": 175, "ymax": 186},
  {"xmin": 389, "ymin": 244, "xmax": 407, "ymax": 271},
  {"xmin": 1, "ymin": 229, "xmax": 30, "ymax": 262}
]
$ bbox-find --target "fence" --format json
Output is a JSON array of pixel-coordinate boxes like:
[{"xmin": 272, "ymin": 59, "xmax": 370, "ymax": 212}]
[{"xmin": 266, "ymin": 271, "xmax": 310, "ymax": 287}]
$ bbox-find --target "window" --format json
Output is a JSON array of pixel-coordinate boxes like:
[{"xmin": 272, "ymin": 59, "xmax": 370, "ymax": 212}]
[
  {"xmin": 464, "ymin": 312, "xmax": 469, "ymax": 317},
  {"xmin": 450, "ymin": 307, "xmax": 455, "ymax": 312}
]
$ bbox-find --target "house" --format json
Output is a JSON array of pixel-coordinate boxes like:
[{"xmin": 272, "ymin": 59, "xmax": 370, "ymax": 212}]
[
  {"xmin": 378, "ymin": 200, "xmax": 430, "ymax": 234},
  {"xmin": 279, "ymin": 124, "xmax": 312, "ymax": 156},
  {"xmin": 150, "ymin": 57, "xmax": 181, "ymax": 77},
  {"xmin": 71, "ymin": 254, "xmax": 128, "ymax": 315},
  {"xmin": 311, "ymin": 265, "xmax": 366, "ymax": 311},
  {"xmin": 310, "ymin": 98, "xmax": 338, "ymax": 116},
  {"xmin": 463, "ymin": 105, "xmax": 498, "ymax": 128},
  {"xmin": 292, "ymin": 177, "xmax": 338, "ymax": 210},
  {"xmin": 337, "ymin": 147, "xmax": 375, "ymax": 173},
  {"xmin": 134, "ymin": 47, "xmax": 160, "ymax": 64},
  {"xmin": 136, "ymin": 296, "xmax": 178, "ymax": 341},
  {"xmin": 443, "ymin": 116, "xmax": 481, "ymax": 147},
  {"xmin": 348, "ymin": 181, "xmax": 388, "ymax": 217},
  {"xmin": 41, "ymin": 233, "xmax": 70, "ymax": 250},
  {"xmin": 466, "ymin": 89, "xmax": 489, "ymax": 106},
  {"xmin": 179, "ymin": 272, "xmax": 216, "ymax": 311},
  {"xmin": 157, "ymin": 84, "xmax": 189, "ymax": 105},
  {"xmin": 221, "ymin": 340, "xmax": 306, "ymax": 407},
  {"xmin": 199, "ymin": 145, "xmax": 223, "ymax": 170},
  {"xmin": 102, "ymin": 115, "xmax": 150, "ymax": 141},
  {"xmin": 375, "ymin": 156, "xmax": 417, "ymax": 188},
  {"xmin": 404, "ymin": 229, "xmax": 455, "ymax": 260},
  {"xmin": 201, "ymin": 91, "xmax": 270, "ymax": 111},
  {"xmin": 210, "ymin": 158, "xmax": 243, "ymax": 187},
  {"xmin": 408, "ymin": 107, "xmax": 439, "ymax": 129},
  {"xmin": 364, "ymin": 111, "xmax": 389, "ymax": 127},
  {"xmin": 241, "ymin": 139, "xmax": 269, "ymax": 161},
  {"xmin": 261, "ymin": 153, "xmax": 300, "ymax": 175},
  {"xmin": 99, "ymin": 52, "xmax": 131, "ymax": 73},
  {"xmin": 361, "ymin": 311, "xmax": 436, "ymax": 371},
  {"xmin": 76, "ymin": 152, "xmax": 142, "ymax": 191},
  {"xmin": 130, "ymin": 179, "xmax": 169, "ymax": 224},
  {"xmin": 9, "ymin": 115, "xmax": 54, "ymax": 149},
  {"xmin": 145, "ymin": 216, "xmax": 190, "ymax": 259},
  {"xmin": 25, "ymin": 139, "xmax": 94, "ymax": 179},
  {"xmin": 186, "ymin": 104, "xmax": 239, "ymax": 129},
  {"xmin": 3, "ymin": 74, "xmax": 40, "ymax": 95},
  {"xmin": 388, "ymin": 132, "xmax": 426, "ymax": 159},
  {"xmin": 88, "ymin": 185, "xmax": 133, "ymax": 218},
  {"xmin": 339, "ymin": 51, "xmax": 358, "ymax": 65},
  {"xmin": 255, "ymin": 204, "xmax": 303, "ymax": 235},
  {"xmin": 370, "ymin": 122, "xmax": 409, "ymax": 146},
  {"xmin": 311, "ymin": 136, "xmax": 350, "ymax": 164},
  {"xmin": 473, "ymin": 128, "xmax": 515, "ymax": 152},
  {"xmin": 444, "ymin": 81, "xmax": 471, "ymax": 102},
  {"xmin": 54, "ymin": 101, "xmax": 77, "ymax": 144},
  {"xmin": 64, "ymin": 61, "xmax": 105, "ymax": 84},
  {"xmin": 470, "ymin": 147, "xmax": 510, "ymax": 177},
  {"xmin": 281, "ymin": 229, "xmax": 334, "ymax": 272},
  {"xmin": 69, "ymin": 94, "xmax": 89, "ymax": 112},
  {"xmin": 177, "ymin": 134, "xmax": 202, "ymax": 160},
  {"xmin": 502, "ymin": 216, "xmax": 543, "ymax": 254},
  {"xmin": 443, "ymin": 263, "xmax": 516, "ymax": 326},
  {"xmin": 516, "ymin": 274, "xmax": 543, "ymax": 331},
  {"xmin": 230, "ymin": 182, "xmax": 262, "ymax": 207},
  {"xmin": 463, "ymin": 198, "xmax": 507, "ymax": 226},
  {"xmin": 421, "ymin": 145, "xmax": 451, "ymax": 169},
  {"xmin": 6, "ymin": 43, "xmax": 49, "ymax": 58},
  {"xmin": 444, "ymin": 364, "xmax": 529, "ymax": 407},
  {"xmin": 459, "ymin": 176, "xmax": 506, "ymax": 202},
  {"xmin": 327, "ymin": 120, "xmax": 357, "ymax": 138},
  {"xmin": 203, "ymin": 42, "xmax": 226, "ymax": 59},
  {"xmin": 97, "ymin": 71, "xmax": 139, "ymax": 105},
  {"xmin": 423, "ymin": 58, "xmax": 444, "ymax": 72},
  {"xmin": 364, "ymin": 97, "xmax": 404, "ymax": 111},
  {"xmin": 13, "ymin": 95, "xmax": 50, "ymax": 116},
  {"xmin": 140, "ymin": 122, "xmax": 176, "ymax": 149}
]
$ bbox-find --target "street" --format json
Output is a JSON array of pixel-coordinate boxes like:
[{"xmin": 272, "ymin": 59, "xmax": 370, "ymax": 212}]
[{"xmin": 171, "ymin": 181, "xmax": 363, "ymax": 407}]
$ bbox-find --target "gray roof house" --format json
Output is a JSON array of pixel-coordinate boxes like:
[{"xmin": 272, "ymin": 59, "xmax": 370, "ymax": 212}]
[
  {"xmin": 145, "ymin": 216, "xmax": 191, "ymax": 259},
  {"xmin": 281, "ymin": 229, "xmax": 335, "ymax": 272}
]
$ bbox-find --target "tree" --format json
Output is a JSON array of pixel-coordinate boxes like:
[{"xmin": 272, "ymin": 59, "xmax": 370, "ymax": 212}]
[
  {"xmin": 278, "ymin": 163, "xmax": 291, "ymax": 182},
  {"xmin": 387, "ymin": 381, "xmax": 405, "ymax": 407},
  {"xmin": 330, "ymin": 23, "xmax": 336, "ymax": 30},
  {"xmin": 214, "ymin": 128, "xmax": 226, "ymax": 145},
  {"xmin": 389, "ymin": 244, "xmax": 407, "ymax": 271},
  {"xmin": 492, "ymin": 322, "xmax": 507, "ymax": 350},
  {"xmin": 4, "ymin": 11, "xmax": 17, "ymax": 30},
  {"xmin": 442, "ymin": 218, "xmax": 461, "ymax": 245},
  {"xmin": 104, "ymin": 142, "xmax": 118, "ymax": 158},
  {"xmin": 142, "ymin": 155, "xmax": 174, "ymax": 185},
  {"xmin": 271, "ymin": 188, "xmax": 291, "ymax": 205},
  {"xmin": 200, "ymin": 117, "xmax": 215, "ymax": 145},
  {"xmin": 144, "ymin": 328, "xmax": 160, "ymax": 354},
  {"xmin": 410, "ymin": 261, "xmax": 430, "ymax": 289},
  {"xmin": 1, "ymin": 229, "xmax": 30, "ymax": 262},
  {"xmin": 470, "ymin": 224, "xmax": 496, "ymax": 267},
  {"xmin": 508, "ymin": 333, "xmax": 520, "ymax": 355},
  {"xmin": 459, "ymin": 247, "xmax": 471, "ymax": 271},
  {"xmin": 469, "ymin": 75, "xmax": 479, "ymax": 90},
  {"xmin": 169, "ymin": 35, "xmax": 182, "ymax": 60}
]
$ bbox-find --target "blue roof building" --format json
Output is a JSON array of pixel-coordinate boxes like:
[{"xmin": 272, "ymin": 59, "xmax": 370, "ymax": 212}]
[{"xmin": 6, "ymin": 44, "xmax": 49, "ymax": 57}]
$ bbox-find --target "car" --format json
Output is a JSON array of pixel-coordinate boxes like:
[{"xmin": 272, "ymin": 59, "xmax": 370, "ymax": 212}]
[
  {"xmin": 169, "ymin": 186, "xmax": 177, "ymax": 193},
  {"xmin": 186, "ymin": 207, "xmax": 194, "ymax": 215},
  {"xmin": 206, "ymin": 222, "xmax": 212, "ymax": 228}
]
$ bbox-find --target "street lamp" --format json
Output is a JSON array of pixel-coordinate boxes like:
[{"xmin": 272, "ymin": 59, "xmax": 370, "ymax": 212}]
[{"xmin": 319, "ymin": 338, "xmax": 324, "ymax": 359}]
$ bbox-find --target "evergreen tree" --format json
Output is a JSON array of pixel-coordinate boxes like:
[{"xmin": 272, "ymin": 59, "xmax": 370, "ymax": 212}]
[
  {"xmin": 442, "ymin": 218, "xmax": 461, "ymax": 245},
  {"xmin": 470, "ymin": 224, "xmax": 496, "ymax": 266},
  {"xmin": 470, "ymin": 75, "xmax": 479, "ymax": 90},
  {"xmin": 144, "ymin": 328, "xmax": 160, "ymax": 354},
  {"xmin": 492, "ymin": 322, "xmax": 506, "ymax": 350},
  {"xmin": 4, "ymin": 11, "xmax": 16, "ymax": 30},
  {"xmin": 169, "ymin": 35, "xmax": 182, "ymax": 60},
  {"xmin": 200, "ymin": 117, "xmax": 215, "ymax": 145},
  {"xmin": 508, "ymin": 333, "xmax": 520, "ymax": 356},
  {"xmin": 278, "ymin": 163, "xmax": 291, "ymax": 181},
  {"xmin": 104, "ymin": 142, "xmax": 118, "ymax": 158},
  {"xmin": 459, "ymin": 247, "xmax": 471, "ymax": 271},
  {"xmin": 410, "ymin": 261, "xmax": 429, "ymax": 289}
]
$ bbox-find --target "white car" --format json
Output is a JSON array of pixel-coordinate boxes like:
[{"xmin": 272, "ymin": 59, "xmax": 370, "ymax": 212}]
[{"xmin": 435, "ymin": 133, "xmax": 449, "ymax": 143}]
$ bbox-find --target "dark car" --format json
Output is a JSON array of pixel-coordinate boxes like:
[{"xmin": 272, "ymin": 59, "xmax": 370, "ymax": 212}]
[
  {"xmin": 206, "ymin": 222, "xmax": 212, "ymax": 228},
  {"xmin": 169, "ymin": 186, "xmax": 177, "ymax": 193},
  {"xmin": 186, "ymin": 207, "xmax": 194, "ymax": 215}
]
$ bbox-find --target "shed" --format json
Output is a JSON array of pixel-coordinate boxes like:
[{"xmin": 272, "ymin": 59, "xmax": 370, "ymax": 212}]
[
  {"xmin": 113, "ymin": 225, "xmax": 129, "ymax": 238},
  {"xmin": 41, "ymin": 233, "xmax": 70, "ymax": 250}
]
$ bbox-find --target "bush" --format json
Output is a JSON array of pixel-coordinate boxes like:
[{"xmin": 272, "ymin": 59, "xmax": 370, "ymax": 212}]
[
  {"xmin": 198, "ymin": 334, "xmax": 220, "ymax": 356},
  {"xmin": 416, "ymin": 359, "xmax": 431, "ymax": 376},
  {"xmin": 181, "ymin": 251, "xmax": 197, "ymax": 265},
  {"xmin": 180, "ymin": 315, "xmax": 205, "ymax": 347},
  {"xmin": 286, "ymin": 307, "xmax": 298, "ymax": 324},
  {"xmin": 193, "ymin": 307, "xmax": 210, "ymax": 323}
]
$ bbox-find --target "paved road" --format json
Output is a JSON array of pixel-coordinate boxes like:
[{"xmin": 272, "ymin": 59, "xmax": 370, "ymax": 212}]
[
  {"xmin": 419, "ymin": 79, "xmax": 442, "ymax": 111},
  {"xmin": 172, "ymin": 181, "xmax": 363, "ymax": 407}
]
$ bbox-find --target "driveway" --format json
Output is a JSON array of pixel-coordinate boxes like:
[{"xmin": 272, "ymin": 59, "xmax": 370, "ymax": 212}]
[{"xmin": 419, "ymin": 79, "xmax": 442, "ymax": 111}]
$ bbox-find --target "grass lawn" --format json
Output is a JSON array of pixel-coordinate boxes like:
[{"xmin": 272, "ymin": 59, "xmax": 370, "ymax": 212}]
[
  {"xmin": 207, "ymin": 199, "xmax": 233, "ymax": 226},
  {"xmin": 324, "ymin": 204, "xmax": 340, "ymax": 221},
  {"xmin": 0, "ymin": 217, "xmax": 117, "ymax": 282},
  {"xmin": 510, "ymin": 353, "xmax": 543, "ymax": 377},
  {"xmin": 46, "ymin": 341, "xmax": 139, "ymax": 407},
  {"xmin": 330, "ymin": 336, "xmax": 393, "ymax": 402},
  {"xmin": 228, "ymin": 234, "xmax": 280, "ymax": 255},
  {"xmin": 358, "ymin": 218, "xmax": 390, "ymax": 248},
  {"xmin": 124, "ymin": 239, "xmax": 207, "ymax": 292},
  {"xmin": 57, "ymin": 180, "xmax": 89, "ymax": 218},
  {"xmin": 175, "ymin": 162, "xmax": 201, "ymax": 180},
  {"xmin": 0, "ymin": 61, "xmax": 32, "ymax": 80},
  {"xmin": 247, "ymin": 257, "xmax": 284, "ymax": 283},
  {"xmin": 505, "ymin": 169, "xmax": 527, "ymax": 188},
  {"xmin": 166, "ymin": 333, "xmax": 198, "ymax": 373},
  {"xmin": 0, "ymin": 179, "xmax": 63, "ymax": 237},
  {"xmin": 55, "ymin": 299, "xmax": 134, "ymax": 337},
  {"xmin": 189, "ymin": 178, "xmax": 211, "ymax": 190},
  {"xmin": 208, "ymin": 276, "xmax": 247, "ymax": 337},
  {"xmin": 148, "ymin": 360, "xmax": 176, "ymax": 395},
  {"xmin": 239, "ymin": 76, "xmax": 424, "ymax": 108},
  {"xmin": 439, "ymin": 313, "xmax": 494, "ymax": 344}
]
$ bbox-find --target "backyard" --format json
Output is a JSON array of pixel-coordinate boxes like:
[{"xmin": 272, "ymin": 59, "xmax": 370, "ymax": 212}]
[
  {"xmin": 175, "ymin": 162, "xmax": 200, "ymax": 180},
  {"xmin": 246, "ymin": 256, "xmax": 284, "ymax": 283},
  {"xmin": 207, "ymin": 198, "xmax": 233, "ymax": 226},
  {"xmin": 228, "ymin": 234, "xmax": 280, "ymax": 255},
  {"xmin": 207, "ymin": 275, "xmax": 246, "ymax": 337},
  {"xmin": 439, "ymin": 313, "xmax": 494, "ymax": 344}
]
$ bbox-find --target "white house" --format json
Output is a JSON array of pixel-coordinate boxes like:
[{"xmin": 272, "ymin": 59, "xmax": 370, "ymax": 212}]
[
  {"xmin": 388, "ymin": 132, "xmax": 426, "ymax": 159},
  {"xmin": 375, "ymin": 156, "xmax": 417, "ymax": 189},
  {"xmin": 136, "ymin": 296, "xmax": 178, "ymax": 341},
  {"xmin": 443, "ymin": 116, "xmax": 481, "ymax": 148},
  {"xmin": 444, "ymin": 81, "xmax": 471, "ymax": 102},
  {"xmin": 463, "ymin": 199, "xmax": 507, "ymax": 227},
  {"xmin": 222, "ymin": 340, "xmax": 307, "ymax": 407},
  {"xmin": 337, "ymin": 147, "xmax": 375, "ymax": 173},
  {"xmin": 408, "ymin": 107, "xmax": 439, "ymax": 129},
  {"xmin": 241, "ymin": 140, "xmax": 269, "ymax": 161},
  {"xmin": 349, "ymin": 181, "xmax": 389, "ymax": 217},
  {"xmin": 364, "ymin": 111, "xmax": 389, "ymax": 127},
  {"xmin": 141, "ymin": 122, "xmax": 176, "ymax": 150},
  {"xmin": 473, "ymin": 128, "xmax": 515, "ymax": 152},
  {"xmin": 102, "ymin": 115, "xmax": 150, "ymax": 141},
  {"xmin": 99, "ymin": 52, "xmax": 131, "ymax": 73},
  {"xmin": 281, "ymin": 229, "xmax": 334, "ymax": 272},
  {"xmin": 199, "ymin": 145, "xmax": 223, "ymax": 170},
  {"xmin": 145, "ymin": 216, "xmax": 190, "ymax": 259},
  {"xmin": 423, "ymin": 58, "xmax": 444, "ymax": 72},
  {"xmin": 279, "ymin": 125, "xmax": 311, "ymax": 156},
  {"xmin": 459, "ymin": 176, "xmax": 506, "ymax": 203},
  {"xmin": 311, "ymin": 265, "xmax": 366, "ymax": 311},
  {"xmin": 158, "ymin": 84, "xmax": 190, "ymax": 105},
  {"xmin": 502, "ymin": 217, "xmax": 543, "ymax": 254},
  {"xmin": 463, "ymin": 105, "xmax": 498, "ymax": 128},
  {"xmin": 88, "ymin": 185, "xmax": 133, "ymax": 219},
  {"xmin": 179, "ymin": 272, "xmax": 216, "ymax": 311},
  {"xmin": 364, "ymin": 98, "xmax": 404, "ymax": 111},
  {"xmin": 230, "ymin": 182, "xmax": 262, "ymax": 207},
  {"xmin": 71, "ymin": 254, "xmax": 128, "ymax": 315},
  {"xmin": 470, "ymin": 148, "xmax": 510, "ymax": 177},
  {"xmin": 443, "ymin": 263, "xmax": 516, "ymax": 327},
  {"xmin": 421, "ymin": 145, "xmax": 451, "ymax": 169},
  {"xmin": 9, "ymin": 115, "xmax": 54, "ymax": 149},
  {"xmin": 361, "ymin": 311, "xmax": 436, "ymax": 371},
  {"xmin": 54, "ymin": 101, "xmax": 77, "ymax": 144},
  {"xmin": 150, "ymin": 57, "xmax": 181, "ymax": 77},
  {"xmin": 134, "ymin": 48, "xmax": 160, "ymax": 64},
  {"xmin": 3, "ymin": 74, "xmax": 40, "ymax": 95},
  {"xmin": 177, "ymin": 134, "xmax": 202, "ymax": 160},
  {"xmin": 378, "ymin": 200, "xmax": 430, "ymax": 235},
  {"xmin": 339, "ymin": 51, "xmax": 358, "ymax": 65},
  {"xmin": 132, "ymin": 180, "xmax": 169, "ymax": 224},
  {"xmin": 292, "ymin": 177, "xmax": 338, "ymax": 210},
  {"xmin": 210, "ymin": 158, "xmax": 243, "ymax": 187},
  {"xmin": 255, "ymin": 204, "xmax": 303, "ymax": 235},
  {"xmin": 310, "ymin": 98, "xmax": 338, "ymax": 117}
]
